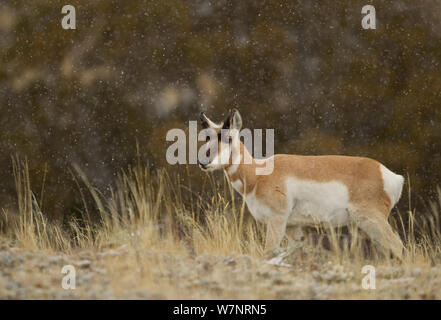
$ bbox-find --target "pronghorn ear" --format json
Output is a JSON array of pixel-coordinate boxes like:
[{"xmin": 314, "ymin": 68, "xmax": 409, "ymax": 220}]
[
  {"xmin": 231, "ymin": 109, "xmax": 242, "ymax": 130},
  {"xmin": 200, "ymin": 112, "xmax": 220, "ymax": 129}
]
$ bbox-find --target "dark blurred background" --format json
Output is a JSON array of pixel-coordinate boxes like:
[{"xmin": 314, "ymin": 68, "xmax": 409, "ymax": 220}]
[{"xmin": 1, "ymin": 0, "xmax": 440, "ymax": 219}]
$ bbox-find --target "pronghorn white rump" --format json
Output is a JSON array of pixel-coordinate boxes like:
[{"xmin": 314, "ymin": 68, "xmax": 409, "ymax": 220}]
[
  {"xmin": 380, "ymin": 164, "xmax": 405, "ymax": 210},
  {"xmin": 198, "ymin": 109, "xmax": 405, "ymax": 258}
]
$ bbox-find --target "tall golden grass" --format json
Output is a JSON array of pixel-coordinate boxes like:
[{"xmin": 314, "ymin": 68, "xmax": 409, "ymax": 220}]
[
  {"xmin": 1, "ymin": 156, "xmax": 266, "ymax": 257},
  {"xmin": 1, "ymin": 155, "xmax": 441, "ymax": 266}
]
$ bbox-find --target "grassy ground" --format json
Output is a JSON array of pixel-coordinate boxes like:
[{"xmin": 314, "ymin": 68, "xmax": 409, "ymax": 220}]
[{"xmin": 1, "ymin": 157, "xmax": 441, "ymax": 299}]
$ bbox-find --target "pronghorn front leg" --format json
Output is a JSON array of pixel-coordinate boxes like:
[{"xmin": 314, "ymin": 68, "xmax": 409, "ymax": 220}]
[
  {"xmin": 284, "ymin": 226, "xmax": 306, "ymax": 253},
  {"xmin": 265, "ymin": 214, "xmax": 288, "ymax": 255},
  {"xmin": 286, "ymin": 225, "xmax": 305, "ymax": 242}
]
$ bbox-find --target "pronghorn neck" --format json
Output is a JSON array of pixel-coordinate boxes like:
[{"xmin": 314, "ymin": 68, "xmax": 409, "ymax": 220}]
[{"xmin": 224, "ymin": 140, "xmax": 257, "ymax": 195}]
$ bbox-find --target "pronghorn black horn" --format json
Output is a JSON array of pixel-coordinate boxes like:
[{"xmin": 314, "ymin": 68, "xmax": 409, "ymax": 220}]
[
  {"xmin": 200, "ymin": 111, "xmax": 223, "ymax": 129},
  {"xmin": 200, "ymin": 111, "xmax": 209, "ymax": 128},
  {"xmin": 222, "ymin": 109, "xmax": 233, "ymax": 129}
]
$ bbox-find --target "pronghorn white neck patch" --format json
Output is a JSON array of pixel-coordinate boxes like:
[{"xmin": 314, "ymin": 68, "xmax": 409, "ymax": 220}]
[{"xmin": 230, "ymin": 179, "xmax": 243, "ymax": 193}]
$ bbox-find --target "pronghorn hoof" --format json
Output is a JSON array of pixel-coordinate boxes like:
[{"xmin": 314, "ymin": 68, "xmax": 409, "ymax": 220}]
[
  {"xmin": 266, "ymin": 251, "xmax": 292, "ymax": 268},
  {"xmin": 264, "ymin": 248, "xmax": 284, "ymax": 260}
]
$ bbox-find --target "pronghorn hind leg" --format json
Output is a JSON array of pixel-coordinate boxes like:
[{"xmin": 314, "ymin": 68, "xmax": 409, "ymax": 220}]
[{"xmin": 348, "ymin": 208, "xmax": 404, "ymax": 260}]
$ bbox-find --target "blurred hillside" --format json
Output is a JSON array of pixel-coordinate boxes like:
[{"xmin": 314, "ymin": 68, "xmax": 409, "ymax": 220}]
[{"xmin": 1, "ymin": 0, "xmax": 441, "ymax": 219}]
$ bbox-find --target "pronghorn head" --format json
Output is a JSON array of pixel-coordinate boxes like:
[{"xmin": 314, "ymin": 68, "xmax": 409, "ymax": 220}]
[{"xmin": 198, "ymin": 109, "xmax": 242, "ymax": 171}]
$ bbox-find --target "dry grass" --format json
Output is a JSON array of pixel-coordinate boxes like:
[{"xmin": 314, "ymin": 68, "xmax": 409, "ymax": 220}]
[{"xmin": 1, "ymin": 156, "xmax": 441, "ymax": 299}]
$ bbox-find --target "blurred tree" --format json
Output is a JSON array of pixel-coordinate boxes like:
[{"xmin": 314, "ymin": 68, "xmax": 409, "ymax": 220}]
[{"xmin": 0, "ymin": 0, "xmax": 440, "ymax": 219}]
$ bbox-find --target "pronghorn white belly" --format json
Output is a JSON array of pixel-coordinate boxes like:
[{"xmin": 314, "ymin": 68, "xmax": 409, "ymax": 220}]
[{"xmin": 286, "ymin": 178, "xmax": 350, "ymax": 226}]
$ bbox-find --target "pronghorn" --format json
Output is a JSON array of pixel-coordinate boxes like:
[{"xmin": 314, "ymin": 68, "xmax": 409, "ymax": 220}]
[{"xmin": 198, "ymin": 109, "xmax": 405, "ymax": 259}]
